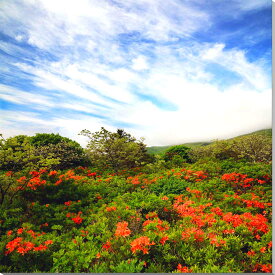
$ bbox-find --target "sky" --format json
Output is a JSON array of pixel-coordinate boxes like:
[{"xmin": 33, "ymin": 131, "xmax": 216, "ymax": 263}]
[{"xmin": 0, "ymin": 0, "xmax": 272, "ymax": 147}]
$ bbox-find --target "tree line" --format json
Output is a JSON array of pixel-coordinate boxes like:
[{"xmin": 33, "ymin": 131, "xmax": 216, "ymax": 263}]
[{"xmin": 0, "ymin": 127, "xmax": 272, "ymax": 173}]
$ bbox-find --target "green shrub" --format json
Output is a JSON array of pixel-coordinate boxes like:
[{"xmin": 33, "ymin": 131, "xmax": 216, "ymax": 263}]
[{"xmin": 164, "ymin": 145, "xmax": 191, "ymax": 163}]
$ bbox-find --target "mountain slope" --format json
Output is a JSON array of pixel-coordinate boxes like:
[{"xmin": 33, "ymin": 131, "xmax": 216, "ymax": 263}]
[{"xmin": 147, "ymin": 128, "xmax": 272, "ymax": 155}]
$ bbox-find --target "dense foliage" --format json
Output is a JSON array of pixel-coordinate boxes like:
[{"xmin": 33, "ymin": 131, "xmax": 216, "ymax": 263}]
[
  {"xmin": 189, "ymin": 135, "xmax": 272, "ymax": 163},
  {"xmin": 30, "ymin": 133, "xmax": 82, "ymax": 148},
  {"xmin": 163, "ymin": 145, "xmax": 191, "ymax": 163},
  {"xmin": 80, "ymin": 127, "xmax": 152, "ymax": 172},
  {"xmin": 0, "ymin": 133, "xmax": 89, "ymax": 171},
  {"xmin": 0, "ymin": 130, "xmax": 272, "ymax": 273}
]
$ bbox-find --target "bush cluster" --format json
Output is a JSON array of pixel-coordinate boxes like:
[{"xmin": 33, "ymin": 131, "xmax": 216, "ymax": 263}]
[{"xmin": 0, "ymin": 129, "xmax": 272, "ymax": 272}]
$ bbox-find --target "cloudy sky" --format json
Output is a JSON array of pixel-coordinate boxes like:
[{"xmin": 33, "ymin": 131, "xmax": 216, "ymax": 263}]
[{"xmin": 0, "ymin": 0, "xmax": 272, "ymax": 146}]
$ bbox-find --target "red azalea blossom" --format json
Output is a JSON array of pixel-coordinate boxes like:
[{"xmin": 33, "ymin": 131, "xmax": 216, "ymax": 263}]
[
  {"xmin": 102, "ymin": 241, "xmax": 112, "ymax": 251},
  {"xmin": 96, "ymin": 252, "xmax": 101, "ymax": 258},
  {"xmin": 72, "ymin": 216, "xmax": 83, "ymax": 224},
  {"xmin": 33, "ymin": 244, "xmax": 48, "ymax": 251},
  {"xmin": 115, "ymin": 221, "xmax": 131, "ymax": 237},
  {"xmin": 130, "ymin": 236, "xmax": 155, "ymax": 254},
  {"xmin": 247, "ymin": 250, "xmax": 256, "ymax": 256},
  {"xmin": 260, "ymin": 264, "xmax": 272, "ymax": 273},
  {"xmin": 106, "ymin": 206, "xmax": 117, "ymax": 212},
  {"xmin": 161, "ymin": 196, "xmax": 169, "ymax": 200},
  {"xmin": 48, "ymin": 170, "xmax": 58, "ymax": 176},
  {"xmin": 177, "ymin": 264, "xmax": 192, "ymax": 273},
  {"xmin": 182, "ymin": 227, "xmax": 205, "ymax": 242},
  {"xmin": 29, "ymin": 171, "xmax": 40, "ymax": 177},
  {"xmin": 260, "ymin": 247, "xmax": 266, "ymax": 253},
  {"xmin": 17, "ymin": 246, "xmax": 27, "ymax": 255},
  {"xmin": 5, "ymin": 171, "xmax": 13, "ymax": 177},
  {"xmin": 88, "ymin": 172, "xmax": 97, "ymax": 177},
  {"xmin": 160, "ymin": 236, "xmax": 169, "ymax": 245},
  {"xmin": 131, "ymin": 177, "xmax": 140, "ymax": 185},
  {"xmin": 17, "ymin": 228, "xmax": 24, "ymax": 235}
]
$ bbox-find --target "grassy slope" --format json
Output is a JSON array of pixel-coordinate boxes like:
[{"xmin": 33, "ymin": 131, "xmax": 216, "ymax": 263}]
[{"xmin": 147, "ymin": 128, "xmax": 272, "ymax": 155}]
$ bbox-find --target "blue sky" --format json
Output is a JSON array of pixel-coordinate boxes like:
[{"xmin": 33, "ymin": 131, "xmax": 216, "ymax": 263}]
[{"xmin": 0, "ymin": 0, "xmax": 272, "ymax": 146}]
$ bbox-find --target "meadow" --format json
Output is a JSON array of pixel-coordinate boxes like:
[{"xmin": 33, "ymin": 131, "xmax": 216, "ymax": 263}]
[{"xmin": 0, "ymin": 130, "xmax": 272, "ymax": 273}]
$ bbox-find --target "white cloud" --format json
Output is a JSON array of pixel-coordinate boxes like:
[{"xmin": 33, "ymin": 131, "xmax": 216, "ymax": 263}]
[
  {"xmin": 200, "ymin": 44, "xmax": 269, "ymax": 91},
  {"xmin": 0, "ymin": 0, "xmax": 210, "ymax": 51},
  {"xmin": 235, "ymin": 0, "xmax": 270, "ymax": 11},
  {"xmin": 0, "ymin": 0, "xmax": 271, "ymax": 147},
  {"xmin": 0, "ymin": 84, "xmax": 54, "ymax": 109},
  {"xmin": 3, "ymin": 40, "xmax": 271, "ymax": 146},
  {"xmin": 131, "ymin": 56, "xmax": 149, "ymax": 71}
]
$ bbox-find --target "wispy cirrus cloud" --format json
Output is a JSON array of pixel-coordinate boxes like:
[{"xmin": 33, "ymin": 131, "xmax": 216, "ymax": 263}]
[{"xmin": 0, "ymin": 0, "xmax": 271, "ymax": 146}]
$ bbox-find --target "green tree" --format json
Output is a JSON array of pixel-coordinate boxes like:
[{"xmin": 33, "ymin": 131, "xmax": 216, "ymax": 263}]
[
  {"xmin": 232, "ymin": 134, "xmax": 272, "ymax": 162},
  {"xmin": 34, "ymin": 141, "xmax": 90, "ymax": 170},
  {"xmin": 189, "ymin": 134, "xmax": 272, "ymax": 163},
  {"xmin": 163, "ymin": 145, "xmax": 191, "ymax": 163},
  {"xmin": 30, "ymin": 133, "xmax": 89, "ymax": 169},
  {"xmin": 30, "ymin": 133, "xmax": 82, "ymax": 148},
  {"xmin": 79, "ymin": 127, "xmax": 151, "ymax": 172},
  {"xmin": 0, "ymin": 134, "xmax": 38, "ymax": 171}
]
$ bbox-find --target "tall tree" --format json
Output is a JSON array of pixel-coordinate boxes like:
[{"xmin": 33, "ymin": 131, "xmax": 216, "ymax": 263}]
[{"xmin": 79, "ymin": 127, "xmax": 151, "ymax": 172}]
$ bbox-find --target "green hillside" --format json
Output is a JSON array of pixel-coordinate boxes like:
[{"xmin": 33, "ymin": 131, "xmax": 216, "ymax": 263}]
[
  {"xmin": 147, "ymin": 128, "xmax": 272, "ymax": 155},
  {"xmin": 231, "ymin": 128, "xmax": 272, "ymax": 139},
  {"xmin": 146, "ymin": 145, "xmax": 171, "ymax": 154}
]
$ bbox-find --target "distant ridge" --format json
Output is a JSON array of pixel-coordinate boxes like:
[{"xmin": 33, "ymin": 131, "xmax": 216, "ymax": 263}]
[{"xmin": 146, "ymin": 128, "xmax": 272, "ymax": 155}]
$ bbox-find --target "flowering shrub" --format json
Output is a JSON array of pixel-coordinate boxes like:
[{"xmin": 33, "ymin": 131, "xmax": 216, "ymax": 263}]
[
  {"xmin": 115, "ymin": 221, "xmax": 131, "ymax": 237},
  {"xmin": 130, "ymin": 236, "xmax": 155, "ymax": 254},
  {"xmin": 0, "ymin": 161, "xmax": 271, "ymax": 273}
]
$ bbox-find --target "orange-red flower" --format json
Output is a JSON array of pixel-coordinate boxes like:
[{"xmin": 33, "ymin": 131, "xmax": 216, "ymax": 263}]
[
  {"xmin": 260, "ymin": 264, "xmax": 272, "ymax": 273},
  {"xmin": 5, "ymin": 171, "xmax": 13, "ymax": 177},
  {"xmin": 247, "ymin": 250, "xmax": 256, "ymax": 257},
  {"xmin": 72, "ymin": 216, "xmax": 83, "ymax": 224},
  {"xmin": 96, "ymin": 252, "xmax": 101, "ymax": 258},
  {"xmin": 102, "ymin": 241, "xmax": 112, "ymax": 251},
  {"xmin": 48, "ymin": 170, "xmax": 58, "ymax": 176},
  {"xmin": 33, "ymin": 244, "xmax": 48, "ymax": 251},
  {"xmin": 260, "ymin": 247, "xmax": 266, "ymax": 253},
  {"xmin": 17, "ymin": 228, "xmax": 24, "ymax": 235},
  {"xmin": 177, "ymin": 264, "xmax": 192, "ymax": 273},
  {"xmin": 161, "ymin": 196, "xmax": 169, "ymax": 201},
  {"xmin": 115, "ymin": 221, "xmax": 131, "ymax": 237},
  {"xmin": 182, "ymin": 227, "xmax": 205, "ymax": 242},
  {"xmin": 106, "ymin": 206, "xmax": 117, "ymax": 212},
  {"xmin": 88, "ymin": 172, "xmax": 97, "ymax": 177},
  {"xmin": 160, "ymin": 236, "xmax": 169, "ymax": 245},
  {"xmin": 130, "ymin": 236, "xmax": 155, "ymax": 254},
  {"xmin": 44, "ymin": 240, "xmax": 53, "ymax": 245}
]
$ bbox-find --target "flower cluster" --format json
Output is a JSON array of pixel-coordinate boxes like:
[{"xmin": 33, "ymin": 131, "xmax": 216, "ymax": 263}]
[
  {"xmin": 221, "ymin": 172, "xmax": 268, "ymax": 189},
  {"xmin": 106, "ymin": 206, "xmax": 117, "ymax": 212},
  {"xmin": 177, "ymin": 264, "xmax": 192, "ymax": 273},
  {"xmin": 115, "ymin": 221, "xmax": 131, "ymax": 237},
  {"xmin": 182, "ymin": 227, "xmax": 205, "ymax": 242},
  {"xmin": 130, "ymin": 236, "xmax": 155, "ymax": 254},
  {"xmin": 67, "ymin": 212, "xmax": 83, "ymax": 224},
  {"xmin": 143, "ymin": 218, "xmax": 169, "ymax": 232},
  {"xmin": 5, "ymin": 228, "xmax": 53, "ymax": 255}
]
